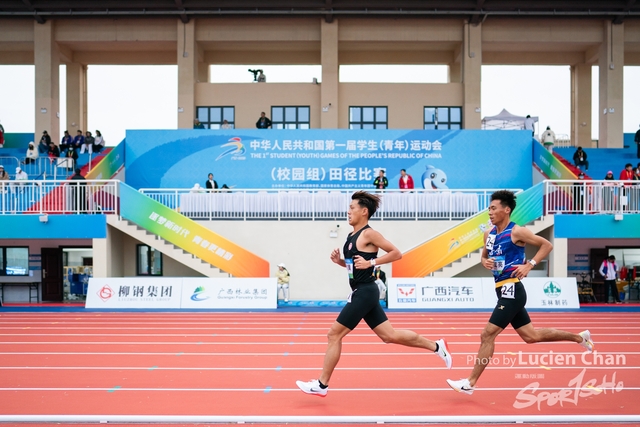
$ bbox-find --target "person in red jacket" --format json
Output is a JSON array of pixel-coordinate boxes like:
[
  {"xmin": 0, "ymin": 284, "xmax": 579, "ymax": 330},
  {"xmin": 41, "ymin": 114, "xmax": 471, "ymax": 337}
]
[
  {"xmin": 620, "ymin": 163, "xmax": 635, "ymax": 181},
  {"xmin": 398, "ymin": 169, "xmax": 414, "ymax": 190}
]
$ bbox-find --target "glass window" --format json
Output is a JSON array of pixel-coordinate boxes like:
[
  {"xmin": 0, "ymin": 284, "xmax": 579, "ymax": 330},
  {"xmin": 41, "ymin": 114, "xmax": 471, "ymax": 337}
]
[
  {"xmin": 424, "ymin": 106, "xmax": 463, "ymax": 130},
  {"xmin": 137, "ymin": 245, "xmax": 163, "ymax": 276},
  {"xmin": 349, "ymin": 106, "xmax": 388, "ymax": 129},
  {"xmin": 0, "ymin": 247, "xmax": 29, "ymax": 276},
  {"xmin": 194, "ymin": 106, "xmax": 235, "ymax": 129},
  {"xmin": 271, "ymin": 106, "xmax": 311, "ymax": 129}
]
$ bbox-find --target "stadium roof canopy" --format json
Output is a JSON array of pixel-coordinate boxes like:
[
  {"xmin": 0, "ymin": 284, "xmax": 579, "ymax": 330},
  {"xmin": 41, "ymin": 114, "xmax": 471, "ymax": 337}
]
[{"xmin": 2, "ymin": 1, "xmax": 640, "ymax": 24}]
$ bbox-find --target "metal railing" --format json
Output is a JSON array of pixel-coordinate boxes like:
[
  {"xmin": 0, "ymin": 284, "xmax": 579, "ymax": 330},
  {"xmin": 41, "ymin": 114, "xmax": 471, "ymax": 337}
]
[
  {"xmin": 0, "ymin": 180, "xmax": 119, "ymax": 215},
  {"xmin": 0, "ymin": 156, "xmax": 75, "ymax": 179},
  {"xmin": 138, "ymin": 188, "xmax": 520, "ymax": 220},
  {"xmin": 545, "ymin": 180, "xmax": 640, "ymax": 215}
]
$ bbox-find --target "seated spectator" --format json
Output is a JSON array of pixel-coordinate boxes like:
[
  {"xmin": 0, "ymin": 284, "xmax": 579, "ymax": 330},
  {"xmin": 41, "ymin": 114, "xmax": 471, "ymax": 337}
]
[
  {"xmin": 221, "ymin": 119, "xmax": 232, "ymax": 129},
  {"xmin": 60, "ymin": 130, "xmax": 72, "ymax": 153},
  {"xmin": 72, "ymin": 130, "xmax": 85, "ymax": 151},
  {"xmin": 38, "ymin": 130, "xmax": 51, "ymax": 154},
  {"xmin": 24, "ymin": 142, "xmax": 39, "ymax": 164},
  {"xmin": 193, "ymin": 119, "xmax": 205, "ymax": 129},
  {"xmin": 0, "ymin": 165, "xmax": 10, "ymax": 186},
  {"xmin": 47, "ymin": 142, "xmax": 60, "ymax": 159},
  {"xmin": 93, "ymin": 130, "xmax": 105, "ymax": 154},
  {"xmin": 14, "ymin": 167, "xmax": 28, "ymax": 189},
  {"xmin": 604, "ymin": 170, "xmax": 614, "ymax": 180},
  {"xmin": 80, "ymin": 131, "xmax": 94, "ymax": 154},
  {"xmin": 572, "ymin": 146, "xmax": 589, "ymax": 171},
  {"xmin": 190, "ymin": 183, "xmax": 204, "ymax": 193}
]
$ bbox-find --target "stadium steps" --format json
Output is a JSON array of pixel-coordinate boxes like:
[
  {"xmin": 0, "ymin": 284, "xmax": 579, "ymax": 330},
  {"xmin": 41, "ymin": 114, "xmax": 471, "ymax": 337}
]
[
  {"xmin": 106, "ymin": 215, "xmax": 230, "ymax": 278},
  {"xmin": 553, "ymin": 152, "xmax": 592, "ymax": 179},
  {"xmin": 432, "ymin": 215, "xmax": 554, "ymax": 278}
]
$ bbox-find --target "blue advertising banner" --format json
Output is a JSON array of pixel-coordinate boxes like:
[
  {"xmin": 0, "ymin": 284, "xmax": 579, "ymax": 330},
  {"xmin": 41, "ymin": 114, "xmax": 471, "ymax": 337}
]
[{"xmin": 125, "ymin": 129, "xmax": 533, "ymax": 190}]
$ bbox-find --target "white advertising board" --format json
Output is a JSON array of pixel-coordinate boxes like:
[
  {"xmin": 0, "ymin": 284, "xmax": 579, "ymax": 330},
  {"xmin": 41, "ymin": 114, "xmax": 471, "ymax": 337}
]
[
  {"xmin": 388, "ymin": 277, "xmax": 579, "ymax": 310},
  {"xmin": 85, "ymin": 278, "xmax": 182, "ymax": 309},
  {"xmin": 86, "ymin": 277, "xmax": 277, "ymax": 309},
  {"xmin": 181, "ymin": 278, "xmax": 277, "ymax": 309}
]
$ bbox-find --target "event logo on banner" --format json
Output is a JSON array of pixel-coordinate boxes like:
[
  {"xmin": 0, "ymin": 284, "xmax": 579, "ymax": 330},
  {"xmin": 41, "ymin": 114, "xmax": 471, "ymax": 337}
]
[
  {"xmin": 124, "ymin": 129, "xmax": 533, "ymax": 190},
  {"xmin": 86, "ymin": 278, "xmax": 182, "ymax": 309},
  {"xmin": 525, "ymin": 277, "xmax": 579, "ymax": 309},
  {"xmin": 119, "ymin": 183, "xmax": 270, "ymax": 278},
  {"xmin": 393, "ymin": 183, "xmax": 544, "ymax": 277},
  {"xmin": 180, "ymin": 278, "xmax": 276, "ymax": 309}
]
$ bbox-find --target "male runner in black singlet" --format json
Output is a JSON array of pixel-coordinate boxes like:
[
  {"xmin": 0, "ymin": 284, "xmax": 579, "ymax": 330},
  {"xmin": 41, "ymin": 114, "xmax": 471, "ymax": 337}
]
[
  {"xmin": 296, "ymin": 191, "xmax": 452, "ymax": 397},
  {"xmin": 446, "ymin": 190, "xmax": 594, "ymax": 395}
]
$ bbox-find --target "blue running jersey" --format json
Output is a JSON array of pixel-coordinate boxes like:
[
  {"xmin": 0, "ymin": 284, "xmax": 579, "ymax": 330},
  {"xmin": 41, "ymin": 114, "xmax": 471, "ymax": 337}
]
[{"xmin": 485, "ymin": 221, "xmax": 525, "ymax": 282}]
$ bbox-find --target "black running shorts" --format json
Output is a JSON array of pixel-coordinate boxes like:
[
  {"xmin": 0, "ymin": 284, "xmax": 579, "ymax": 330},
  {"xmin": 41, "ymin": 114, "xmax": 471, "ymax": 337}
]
[
  {"xmin": 488, "ymin": 280, "xmax": 531, "ymax": 330},
  {"xmin": 336, "ymin": 282, "xmax": 388, "ymax": 330}
]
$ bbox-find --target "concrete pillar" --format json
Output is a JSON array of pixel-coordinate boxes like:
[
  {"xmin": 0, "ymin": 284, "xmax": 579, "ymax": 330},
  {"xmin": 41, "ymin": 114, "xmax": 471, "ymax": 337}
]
[
  {"xmin": 197, "ymin": 62, "xmax": 210, "ymax": 83},
  {"xmin": 177, "ymin": 19, "xmax": 197, "ymax": 129},
  {"xmin": 570, "ymin": 64, "xmax": 592, "ymax": 148},
  {"xmin": 66, "ymin": 62, "xmax": 87, "ymax": 135},
  {"xmin": 462, "ymin": 22, "xmax": 482, "ymax": 129},
  {"xmin": 549, "ymin": 235, "xmax": 568, "ymax": 278},
  {"xmin": 598, "ymin": 21, "xmax": 624, "ymax": 148},
  {"xmin": 321, "ymin": 19, "xmax": 339, "ymax": 129},
  {"xmin": 34, "ymin": 21, "xmax": 60, "ymax": 142},
  {"xmin": 448, "ymin": 62, "xmax": 462, "ymax": 83}
]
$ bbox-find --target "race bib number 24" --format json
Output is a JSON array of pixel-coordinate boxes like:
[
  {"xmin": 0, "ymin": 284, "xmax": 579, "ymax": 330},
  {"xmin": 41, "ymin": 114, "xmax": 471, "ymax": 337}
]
[{"xmin": 501, "ymin": 282, "xmax": 516, "ymax": 299}]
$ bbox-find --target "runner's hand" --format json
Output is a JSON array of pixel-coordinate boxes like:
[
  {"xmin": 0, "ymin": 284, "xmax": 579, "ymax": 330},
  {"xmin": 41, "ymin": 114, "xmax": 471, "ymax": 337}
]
[
  {"xmin": 510, "ymin": 263, "xmax": 533, "ymax": 280},
  {"xmin": 353, "ymin": 255, "xmax": 372, "ymax": 269},
  {"xmin": 330, "ymin": 248, "xmax": 342, "ymax": 264},
  {"xmin": 482, "ymin": 257, "xmax": 495, "ymax": 270}
]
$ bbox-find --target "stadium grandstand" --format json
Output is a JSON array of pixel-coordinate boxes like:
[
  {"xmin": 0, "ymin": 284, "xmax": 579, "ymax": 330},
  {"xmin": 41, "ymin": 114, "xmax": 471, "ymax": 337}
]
[{"xmin": 0, "ymin": 1, "xmax": 639, "ymax": 425}]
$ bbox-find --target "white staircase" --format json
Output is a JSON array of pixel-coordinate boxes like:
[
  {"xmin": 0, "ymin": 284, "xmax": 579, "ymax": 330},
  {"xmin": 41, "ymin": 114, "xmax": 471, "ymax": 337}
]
[
  {"xmin": 106, "ymin": 215, "xmax": 230, "ymax": 278},
  {"xmin": 432, "ymin": 215, "xmax": 555, "ymax": 277}
]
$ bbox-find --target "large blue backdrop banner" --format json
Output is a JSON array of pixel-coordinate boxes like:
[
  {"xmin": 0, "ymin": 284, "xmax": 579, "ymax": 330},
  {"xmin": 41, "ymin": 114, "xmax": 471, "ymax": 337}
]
[{"xmin": 125, "ymin": 129, "xmax": 533, "ymax": 190}]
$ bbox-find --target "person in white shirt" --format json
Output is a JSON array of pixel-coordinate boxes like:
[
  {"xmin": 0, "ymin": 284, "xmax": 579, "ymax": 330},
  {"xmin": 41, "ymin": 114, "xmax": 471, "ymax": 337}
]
[
  {"xmin": 25, "ymin": 142, "xmax": 39, "ymax": 164},
  {"xmin": 221, "ymin": 120, "xmax": 232, "ymax": 129},
  {"xmin": 93, "ymin": 130, "xmax": 106, "ymax": 154},
  {"xmin": 599, "ymin": 255, "xmax": 621, "ymax": 304},
  {"xmin": 541, "ymin": 126, "xmax": 556, "ymax": 152},
  {"xmin": 523, "ymin": 115, "xmax": 535, "ymax": 136},
  {"xmin": 13, "ymin": 166, "xmax": 29, "ymax": 192}
]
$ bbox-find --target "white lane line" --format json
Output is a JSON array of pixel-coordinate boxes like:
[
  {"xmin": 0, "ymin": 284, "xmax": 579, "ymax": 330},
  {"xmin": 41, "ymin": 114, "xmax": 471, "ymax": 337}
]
[{"xmin": 1, "ymin": 341, "xmax": 639, "ymax": 346}]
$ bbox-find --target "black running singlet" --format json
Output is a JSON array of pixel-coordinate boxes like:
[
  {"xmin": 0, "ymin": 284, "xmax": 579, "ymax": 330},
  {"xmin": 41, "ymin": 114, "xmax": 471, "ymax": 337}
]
[{"xmin": 343, "ymin": 225, "xmax": 377, "ymax": 290}]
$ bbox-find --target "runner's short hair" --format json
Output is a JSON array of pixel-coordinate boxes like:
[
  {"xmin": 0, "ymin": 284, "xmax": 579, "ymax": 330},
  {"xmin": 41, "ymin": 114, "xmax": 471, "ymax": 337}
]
[
  {"xmin": 352, "ymin": 191, "xmax": 380, "ymax": 219},
  {"xmin": 491, "ymin": 190, "xmax": 517, "ymax": 213}
]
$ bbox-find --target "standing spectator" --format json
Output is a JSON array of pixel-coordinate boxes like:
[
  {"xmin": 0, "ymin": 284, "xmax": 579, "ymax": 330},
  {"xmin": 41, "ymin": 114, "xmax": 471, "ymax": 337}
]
[
  {"xmin": 257, "ymin": 70, "xmax": 266, "ymax": 82},
  {"xmin": 64, "ymin": 145, "xmax": 78, "ymax": 170},
  {"xmin": 24, "ymin": 142, "xmax": 38, "ymax": 165},
  {"xmin": 70, "ymin": 168, "xmax": 87, "ymax": 213},
  {"xmin": 398, "ymin": 169, "xmax": 414, "ymax": 190},
  {"xmin": 599, "ymin": 255, "xmax": 621, "ymax": 304},
  {"xmin": 14, "ymin": 167, "xmax": 28, "ymax": 191},
  {"xmin": 635, "ymin": 124, "xmax": 640, "ymax": 159},
  {"xmin": 205, "ymin": 173, "xmax": 218, "ymax": 190},
  {"xmin": 256, "ymin": 112, "xmax": 272, "ymax": 129},
  {"xmin": 221, "ymin": 119, "xmax": 232, "ymax": 129},
  {"xmin": 620, "ymin": 163, "xmax": 634, "ymax": 181},
  {"xmin": 38, "ymin": 130, "xmax": 51, "ymax": 154},
  {"xmin": 93, "ymin": 130, "xmax": 105, "ymax": 154},
  {"xmin": 603, "ymin": 171, "xmax": 616, "ymax": 210},
  {"xmin": 572, "ymin": 173, "xmax": 586, "ymax": 213},
  {"xmin": 373, "ymin": 169, "xmax": 388, "ymax": 190},
  {"xmin": 572, "ymin": 146, "xmax": 589, "ymax": 171},
  {"xmin": 80, "ymin": 131, "xmax": 94, "ymax": 154},
  {"xmin": 524, "ymin": 115, "xmax": 535, "ymax": 136},
  {"xmin": 60, "ymin": 130, "xmax": 72, "ymax": 153},
  {"xmin": 541, "ymin": 126, "xmax": 556, "ymax": 152},
  {"xmin": 193, "ymin": 119, "xmax": 205, "ymax": 129},
  {"xmin": 276, "ymin": 263, "xmax": 290, "ymax": 302},
  {"xmin": 620, "ymin": 163, "xmax": 637, "ymax": 212},
  {"xmin": 0, "ymin": 121, "xmax": 4, "ymax": 148},
  {"xmin": 374, "ymin": 265, "xmax": 387, "ymax": 301},
  {"xmin": 72, "ymin": 130, "xmax": 85, "ymax": 151}
]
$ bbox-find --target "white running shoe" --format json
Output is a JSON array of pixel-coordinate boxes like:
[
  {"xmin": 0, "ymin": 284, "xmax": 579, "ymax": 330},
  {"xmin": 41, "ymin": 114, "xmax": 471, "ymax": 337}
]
[
  {"xmin": 446, "ymin": 378, "xmax": 474, "ymax": 395},
  {"xmin": 296, "ymin": 379, "xmax": 328, "ymax": 397},
  {"xmin": 579, "ymin": 330, "xmax": 594, "ymax": 353},
  {"xmin": 435, "ymin": 339, "xmax": 452, "ymax": 369}
]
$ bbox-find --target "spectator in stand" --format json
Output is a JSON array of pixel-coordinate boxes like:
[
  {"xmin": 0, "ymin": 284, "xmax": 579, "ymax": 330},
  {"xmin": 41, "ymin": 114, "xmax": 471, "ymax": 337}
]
[
  {"xmin": 541, "ymin": 126, "xmax": 556, "ymax": 152},
  {"xmin": 60, "ymin": 130, "xmax": 72, "ymax": 153},
  {"xmin": 221, "ymin": 119, "xmax": 232, "ymax": 129},
  {"xmin": 93, "ymin": 130, "xmax": 105, "ymax": 154},
  {"xmin": 572, "ymin": 146, "xmax": 589, "ymax": 171},
  {"xmin": 47, "ymin": 141, "xmax": 60, "ymax": 159},
  {"xmin": 80, "ymin": 131, "xmax": 94, "ymax": 154},
  {"xmin": 620, "ymin": 163, "xmax": 635, "ymax": 181},
  {"xmin": 64, "ymin": 145, "xmax": 78, "ymax": 169},
  {"xmin": 398, "ymin": 169, "xmax": 414, "ymax": 190},
  {"xmin": 524, "ymin": 115, "xmax": 535, "ymax": 136},
  {"xmin": 72, "ymin": 130, "xmax": 85, "ymax": 151},
  {"xmin": 373, "ymin": 169, "xmax": 388, "ymax": 190},
  {"xmin": 257, "ymin": 70, "xmax": 266, "ymax": 82},
  {"xmin": 256, "ymin": 112, "xmax": 272, "ymax": 129},
  {"xmin": 620, "ymin": 163, "xmax": 637, "ymax": 212},
  {"xmin": 635, "ymin": 125, "xmax": 640, "ymax": 159},
  {"xmin": 38, "ymin": 130, "xmax": 51, "ymax": 154},
  {"xmin": 0, "ymin": 121, "xmax": 4, "ymax": 148},
  {"xmin": 14, "ymin": 166, "xmax": 28, "ymax": 191},
  {"xmin": 599, "ymin": 255, "xmax": 621, "ymax": 304},
  {"xmin": 193, "ymin": 119, "xmax": 205, "ymax": 129},
  {"xmin": 0, "ymin": 165, "xmax": 10, "ymax": 186},
  {"xmin": 572, "ymin": 172, "xmax": 586, "ymax": 213},
  {"xmin": 70, "ymin": 168, "xmax": 87, "ymax": 213},
  {"xmin": 636, "ymin": 163, "xmax": 640, "ymax": 179},
  {"xmin": 604, "ymin": 171, "xmax": 614, "ymax": 180},
  {"xmin": 205, "ymin": 173, "xmax": 218, "ymax": 190},
  {"xmin": 24, "ymin": 142, "xmax": 38, "ymax": 165},
  {"xmin": 603, "ymin": 171, "xmax": 616, "ymax": 211}
]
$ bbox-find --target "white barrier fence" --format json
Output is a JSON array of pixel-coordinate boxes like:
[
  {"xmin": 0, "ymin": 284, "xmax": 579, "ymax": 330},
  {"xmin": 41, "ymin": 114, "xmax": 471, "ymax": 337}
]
[
  {"xmin": 86, "ymin": 277, "xmax": 277, "ymax": 309},
  {"xmin": 0, "ymin": 180, "xmax": 119, "ymax": 214},
  {"xmin": 388, "ymin": 277, "xmax": 580, "ymax": 309},
  {"xmin": 545, "ymin": 180, "xmax": 640, "ymax": 215},
  {"xmin": 139, "ymin": 188, "xmax": 516, "ymax": 220}
]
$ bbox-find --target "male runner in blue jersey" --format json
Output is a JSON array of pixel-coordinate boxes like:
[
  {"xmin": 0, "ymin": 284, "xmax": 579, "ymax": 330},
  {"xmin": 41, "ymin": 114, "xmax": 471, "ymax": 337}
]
[
  {"xmin": 296, "ymin": 191, "xmax": 452, "ymax": 397},
  {"xmin": 446, "ymin": 190, "xmax": 594, "ymax": 395}
]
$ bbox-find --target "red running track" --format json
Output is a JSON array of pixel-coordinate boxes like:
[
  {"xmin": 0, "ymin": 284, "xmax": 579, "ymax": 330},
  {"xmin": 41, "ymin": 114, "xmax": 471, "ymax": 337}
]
[{"xmin": 0, "ymin": 311, "xmax": 638, "ymax": 425}]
